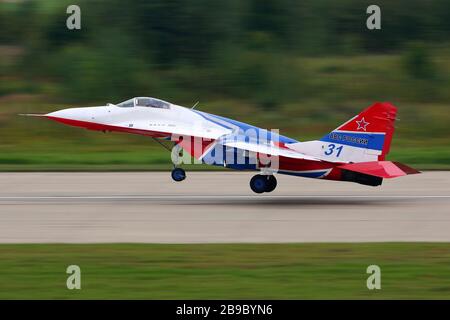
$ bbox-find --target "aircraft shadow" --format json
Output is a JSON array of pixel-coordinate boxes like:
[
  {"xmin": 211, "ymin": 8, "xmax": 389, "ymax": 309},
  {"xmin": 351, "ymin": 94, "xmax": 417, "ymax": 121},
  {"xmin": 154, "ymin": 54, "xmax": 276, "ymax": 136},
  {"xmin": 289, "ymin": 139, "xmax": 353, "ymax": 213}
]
[{"xmin": 171, "ymin": 198, "xmax": 406, "ymax": 207}]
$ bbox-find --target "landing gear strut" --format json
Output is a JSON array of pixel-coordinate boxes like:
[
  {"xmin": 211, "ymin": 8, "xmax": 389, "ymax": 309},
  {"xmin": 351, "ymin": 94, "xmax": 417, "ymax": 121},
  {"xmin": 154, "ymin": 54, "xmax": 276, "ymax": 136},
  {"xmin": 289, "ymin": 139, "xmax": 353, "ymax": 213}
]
[
  {"xmin": 249, "ymin": 174, "xmax": 277, "ymax": 193},
  {"xmin": 171, "ymin": 167, "xmax": 186, "ymax": 182},
  {"xmin": 152, "ymin": 137, "xmax": 187, "ymax": 182}
]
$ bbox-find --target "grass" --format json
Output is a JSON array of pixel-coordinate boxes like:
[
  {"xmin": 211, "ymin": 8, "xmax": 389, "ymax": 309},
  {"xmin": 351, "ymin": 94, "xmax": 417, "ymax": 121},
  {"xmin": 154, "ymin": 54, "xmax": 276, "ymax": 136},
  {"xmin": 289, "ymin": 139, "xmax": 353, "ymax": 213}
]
[
  {"xmin": 0, "ymin": 148, "xmax": 448, "ymax": 171},
  {"xmin": 0, "ymin": 243, "xmax": 449, "ymax": 299},
  {"xmin": 0, "ymin": 136, "xmax": 449, "ymax": 171}
]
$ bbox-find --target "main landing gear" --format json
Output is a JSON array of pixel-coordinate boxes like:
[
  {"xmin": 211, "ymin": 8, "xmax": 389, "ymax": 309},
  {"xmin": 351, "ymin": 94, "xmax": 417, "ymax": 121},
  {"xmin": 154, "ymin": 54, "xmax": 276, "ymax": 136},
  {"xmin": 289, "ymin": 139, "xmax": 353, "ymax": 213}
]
[{"xmin": 249, "ymin": 174, "xmax": 277, "ymax": 193}]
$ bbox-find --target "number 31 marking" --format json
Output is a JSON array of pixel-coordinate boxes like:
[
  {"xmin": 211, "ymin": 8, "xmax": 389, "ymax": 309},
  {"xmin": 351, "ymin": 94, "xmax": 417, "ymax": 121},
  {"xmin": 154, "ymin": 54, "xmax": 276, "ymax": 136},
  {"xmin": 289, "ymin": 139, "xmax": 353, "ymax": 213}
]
[{"xmin": 324, "ymin": 144, "xmax": 343, "ymax": 157}]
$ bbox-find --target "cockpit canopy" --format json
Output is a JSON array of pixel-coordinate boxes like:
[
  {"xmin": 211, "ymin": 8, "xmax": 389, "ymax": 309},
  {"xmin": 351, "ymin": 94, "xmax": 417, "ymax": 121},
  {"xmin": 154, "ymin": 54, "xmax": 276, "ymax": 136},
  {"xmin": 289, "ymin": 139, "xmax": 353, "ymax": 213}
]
[{"xmin": 116, "ymin": 97, "xmax": 171, "ymax": 109}]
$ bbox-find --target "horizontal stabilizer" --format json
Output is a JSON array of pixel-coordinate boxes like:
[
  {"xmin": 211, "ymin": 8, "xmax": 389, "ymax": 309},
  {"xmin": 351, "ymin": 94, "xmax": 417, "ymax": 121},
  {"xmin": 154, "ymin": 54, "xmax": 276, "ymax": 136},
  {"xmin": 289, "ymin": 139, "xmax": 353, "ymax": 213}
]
[{"xmin": 338, "ymin": 161, "xmax": 420, "ymax": 179}]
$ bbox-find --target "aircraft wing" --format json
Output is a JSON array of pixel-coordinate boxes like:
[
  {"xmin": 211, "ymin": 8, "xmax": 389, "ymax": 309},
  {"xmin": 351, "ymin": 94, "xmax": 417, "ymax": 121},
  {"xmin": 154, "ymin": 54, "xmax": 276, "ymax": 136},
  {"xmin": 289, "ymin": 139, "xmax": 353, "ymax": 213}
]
[{"xmin": 217, "ymin": 137, "xmax": 321, "ymax": 161}]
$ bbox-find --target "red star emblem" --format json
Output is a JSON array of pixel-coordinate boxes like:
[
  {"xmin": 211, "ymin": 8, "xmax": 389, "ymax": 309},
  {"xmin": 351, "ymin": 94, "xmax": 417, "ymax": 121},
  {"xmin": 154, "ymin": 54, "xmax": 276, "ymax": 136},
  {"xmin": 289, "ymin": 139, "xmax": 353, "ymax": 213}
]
[{"xmin": 356, "ymin": 117, "xmax": 369, "ymax": 131}]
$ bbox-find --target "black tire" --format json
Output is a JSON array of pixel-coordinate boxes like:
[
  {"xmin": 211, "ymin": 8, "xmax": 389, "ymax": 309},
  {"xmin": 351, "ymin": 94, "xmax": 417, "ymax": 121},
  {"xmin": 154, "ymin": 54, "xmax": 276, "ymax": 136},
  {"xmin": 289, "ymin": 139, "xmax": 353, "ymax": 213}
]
[
  {"xmin": 265, "ymin": 175, "xmax": 277, "ymax": 192},
  {"xmin": 249, "ymin": 174, "xmax": 267, "ymax": 194},
  {"xmin": 171, "ymin": 168, "xmax": 186, "ymax": 182}
]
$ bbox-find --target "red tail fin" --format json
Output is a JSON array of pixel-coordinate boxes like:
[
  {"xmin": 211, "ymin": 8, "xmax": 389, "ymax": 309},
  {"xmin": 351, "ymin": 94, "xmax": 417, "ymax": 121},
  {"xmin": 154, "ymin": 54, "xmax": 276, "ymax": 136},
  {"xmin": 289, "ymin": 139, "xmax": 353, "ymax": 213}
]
[{"xmin": 333, "ymin": 102, "xmax": 397, "ymax": 160}]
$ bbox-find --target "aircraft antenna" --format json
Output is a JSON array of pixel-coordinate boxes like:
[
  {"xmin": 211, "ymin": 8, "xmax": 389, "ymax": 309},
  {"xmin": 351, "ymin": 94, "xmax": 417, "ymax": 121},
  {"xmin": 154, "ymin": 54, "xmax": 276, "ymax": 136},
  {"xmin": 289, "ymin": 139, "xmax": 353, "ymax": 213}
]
[{"xmin": 191, "ymin": 101, "xmax": 200, "ymax": 109}]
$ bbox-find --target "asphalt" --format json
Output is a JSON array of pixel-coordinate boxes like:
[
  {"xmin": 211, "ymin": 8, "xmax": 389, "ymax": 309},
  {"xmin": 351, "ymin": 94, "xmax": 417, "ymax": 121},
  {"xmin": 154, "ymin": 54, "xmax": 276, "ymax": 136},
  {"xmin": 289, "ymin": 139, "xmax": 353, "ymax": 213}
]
[{"xmin": 0, "ymin": 171, "xmax": 449, "ymax": 243}]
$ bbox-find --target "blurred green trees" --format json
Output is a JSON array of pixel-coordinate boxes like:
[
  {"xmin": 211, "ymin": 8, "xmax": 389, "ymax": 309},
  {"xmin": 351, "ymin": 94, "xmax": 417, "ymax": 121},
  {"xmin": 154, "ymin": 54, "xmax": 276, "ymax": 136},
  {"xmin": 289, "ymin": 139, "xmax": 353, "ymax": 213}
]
[
  {"xmin": 402, "ymin": 42, "xmax": 437, "ymax": 80},
  {"xmin": 1, "ymin": 0, "xmax": 449, "ymax": 105}
]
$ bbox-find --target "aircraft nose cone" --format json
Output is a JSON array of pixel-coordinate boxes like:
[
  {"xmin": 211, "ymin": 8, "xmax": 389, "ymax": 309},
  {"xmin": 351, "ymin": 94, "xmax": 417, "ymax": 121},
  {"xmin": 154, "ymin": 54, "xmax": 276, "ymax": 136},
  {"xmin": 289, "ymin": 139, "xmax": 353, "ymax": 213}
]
[
  {"xmin": 47, "ymin": 107, "xmax": 98, "ymax": 121},
  {"xmin": 46, "ymin": 107, "xmax": 94, "ymax": 127},
  {"xmin": 47, "ymin": 108, "xmax": 81, "ymax": 119}
]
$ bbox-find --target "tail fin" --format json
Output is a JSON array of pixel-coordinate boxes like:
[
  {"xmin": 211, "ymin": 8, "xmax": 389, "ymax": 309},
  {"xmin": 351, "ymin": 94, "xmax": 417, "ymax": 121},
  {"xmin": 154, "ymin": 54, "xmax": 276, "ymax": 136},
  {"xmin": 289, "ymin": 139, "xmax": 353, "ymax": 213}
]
[
  {"xmin": 319, "ymin": 102, "xmax": 397, "ymax": 161},
  {"xmin": 286, "ymin": 102, "xmax": 398, "ymax": 163}
]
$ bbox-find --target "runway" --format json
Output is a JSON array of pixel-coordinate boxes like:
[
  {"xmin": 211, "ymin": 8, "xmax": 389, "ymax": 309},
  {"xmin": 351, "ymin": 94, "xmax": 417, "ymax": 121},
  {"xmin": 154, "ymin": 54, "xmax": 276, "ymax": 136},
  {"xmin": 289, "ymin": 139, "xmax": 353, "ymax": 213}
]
[{"xmin": 0, "ymin": 171, "xmax": 449, "ymax": 243}]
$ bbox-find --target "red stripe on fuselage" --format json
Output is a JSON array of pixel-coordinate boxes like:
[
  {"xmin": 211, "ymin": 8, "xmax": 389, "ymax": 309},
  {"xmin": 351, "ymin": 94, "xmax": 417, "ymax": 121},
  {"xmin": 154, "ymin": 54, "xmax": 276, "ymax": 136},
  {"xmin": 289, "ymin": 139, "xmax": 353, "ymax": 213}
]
[{"xmin": 46, "ymin": 116, "xmax": 170, "ymax": 138}]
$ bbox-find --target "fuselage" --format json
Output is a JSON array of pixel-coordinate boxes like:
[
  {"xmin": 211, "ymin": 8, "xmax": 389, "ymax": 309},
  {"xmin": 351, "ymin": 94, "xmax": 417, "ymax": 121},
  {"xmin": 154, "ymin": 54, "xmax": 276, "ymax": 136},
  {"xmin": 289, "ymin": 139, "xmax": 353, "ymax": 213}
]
[{"xmin": 37, "ymin": 97, "xmax": 419, "ymax": 192}]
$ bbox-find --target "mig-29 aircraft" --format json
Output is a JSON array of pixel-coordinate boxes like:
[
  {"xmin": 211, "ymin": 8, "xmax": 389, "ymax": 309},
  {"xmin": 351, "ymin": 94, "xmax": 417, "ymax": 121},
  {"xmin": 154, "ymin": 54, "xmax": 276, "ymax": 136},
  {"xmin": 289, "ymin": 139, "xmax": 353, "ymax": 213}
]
[{"xmin": 24, "ymin": 98, "xmax": 419, "ymax": 193}]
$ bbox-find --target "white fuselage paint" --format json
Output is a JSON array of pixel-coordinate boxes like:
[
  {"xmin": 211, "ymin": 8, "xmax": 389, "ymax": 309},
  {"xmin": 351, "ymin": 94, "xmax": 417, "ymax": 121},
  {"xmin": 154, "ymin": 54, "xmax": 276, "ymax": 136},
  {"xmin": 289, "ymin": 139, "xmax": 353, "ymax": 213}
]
[
  {"xmin": 47, "ymin": 104, "xmax": 231, "ymax": 140},
  {"xmin": 287, "ymin": 140, "xmax": 381, "ymax": 163}
]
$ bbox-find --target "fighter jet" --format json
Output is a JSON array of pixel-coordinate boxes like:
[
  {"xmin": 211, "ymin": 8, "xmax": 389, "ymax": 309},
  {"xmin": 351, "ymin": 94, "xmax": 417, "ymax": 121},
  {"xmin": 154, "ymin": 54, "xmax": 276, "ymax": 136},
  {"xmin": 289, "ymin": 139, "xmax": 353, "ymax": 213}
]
[{"xmin": 25, "ymin": 97, "xmax": 419, "ymax": 193}]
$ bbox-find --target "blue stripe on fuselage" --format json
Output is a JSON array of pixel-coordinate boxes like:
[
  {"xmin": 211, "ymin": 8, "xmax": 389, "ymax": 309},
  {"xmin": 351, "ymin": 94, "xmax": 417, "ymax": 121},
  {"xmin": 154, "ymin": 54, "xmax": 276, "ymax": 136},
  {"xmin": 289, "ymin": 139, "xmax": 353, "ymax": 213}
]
[
  {"xmin": 202, "ymin": 145, "xmax": 257, "ymax": 169},
  {"xmin": 320, "ymin": 131, "xmax": 385, "ymax": 151},
  {"xmin": 192, "ymin": 110, "xmax": 235, "ymax": 131},
  {"xmin": 193, "ymin": 110, "xmax": 298, "ymax": 144}
]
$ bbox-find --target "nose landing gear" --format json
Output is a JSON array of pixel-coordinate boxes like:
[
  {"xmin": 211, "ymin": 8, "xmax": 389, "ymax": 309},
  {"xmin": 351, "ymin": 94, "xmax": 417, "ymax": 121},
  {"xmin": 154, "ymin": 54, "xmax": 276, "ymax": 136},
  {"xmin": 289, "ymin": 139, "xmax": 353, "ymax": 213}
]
[
  {"xmin": 171, "ymin": 167, "xmax": 186, "ymax": 182},
  {"xmin": 249, "ymin": 174, "xmax": 277, "ymax": 193},
  {"xmin": 151, "ymin": 137, "xmax": 187, "ymax": 182}
]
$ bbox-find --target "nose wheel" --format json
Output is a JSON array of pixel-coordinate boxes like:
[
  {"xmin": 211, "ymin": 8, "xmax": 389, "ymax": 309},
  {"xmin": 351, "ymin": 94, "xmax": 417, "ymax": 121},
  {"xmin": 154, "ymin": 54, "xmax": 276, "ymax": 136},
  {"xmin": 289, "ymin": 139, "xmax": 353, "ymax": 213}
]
[
  {"xmin": 171, "ymin": 168, "xmax": 186, "ymax": 182},
  {"xmin": 250, "ymin": 174, "xmax": 277, "ymax": 193}
]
